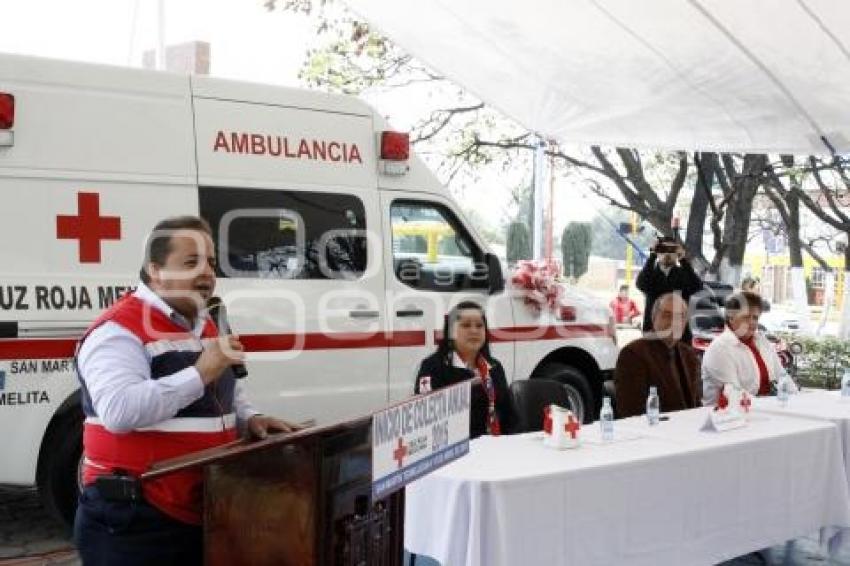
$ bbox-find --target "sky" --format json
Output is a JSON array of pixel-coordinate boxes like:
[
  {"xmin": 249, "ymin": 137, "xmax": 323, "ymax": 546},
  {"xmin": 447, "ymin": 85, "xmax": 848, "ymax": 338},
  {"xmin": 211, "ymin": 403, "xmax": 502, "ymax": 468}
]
[
  {"xmin": 1, "ymin": 0, "xmax": 311, "ymax": 85},
  {"xmin": 1, "ymin": 0, "xmax": 602, "ymax": 237}
]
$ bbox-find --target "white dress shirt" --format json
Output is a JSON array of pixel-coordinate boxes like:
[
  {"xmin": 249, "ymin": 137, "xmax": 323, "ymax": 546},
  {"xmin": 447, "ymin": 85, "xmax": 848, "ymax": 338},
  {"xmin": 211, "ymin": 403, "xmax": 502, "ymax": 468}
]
[
  {"xmin": 77, "ymin": 282, "xmax": 258, "ymax": 433},
  {"xmin": 451, "ymin": 351, "xmax": 490, "ymax": 373},
  {"xmin": 701, "ymin": 327, "xmax": 793, "ymax": 405}
]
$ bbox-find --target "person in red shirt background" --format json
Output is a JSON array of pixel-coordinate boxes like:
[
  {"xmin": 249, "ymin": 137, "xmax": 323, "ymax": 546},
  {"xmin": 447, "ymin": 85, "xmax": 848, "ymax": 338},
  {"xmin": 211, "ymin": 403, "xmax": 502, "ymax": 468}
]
[{"xmin": 610, "ymin": 284, "xmax": 641, "ymax": 326}]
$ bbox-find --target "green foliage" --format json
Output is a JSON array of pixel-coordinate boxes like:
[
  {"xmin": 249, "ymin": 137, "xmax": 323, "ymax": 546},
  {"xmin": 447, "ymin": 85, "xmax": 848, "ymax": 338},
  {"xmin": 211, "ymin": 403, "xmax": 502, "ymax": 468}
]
[
  {"xmin": 561, "ymin": 222, "xmax": 593, "ymax": 278},
  {"xmin": 507, "ymin": 222, "xmax": 531, "ymax": 265},
  {"xmin": 782, "ymin": 335, "xmax": 850, "ymax": 389},
  {"xmin": 269, "ymin": 0, "xmax": 407, "ymax": 95}
]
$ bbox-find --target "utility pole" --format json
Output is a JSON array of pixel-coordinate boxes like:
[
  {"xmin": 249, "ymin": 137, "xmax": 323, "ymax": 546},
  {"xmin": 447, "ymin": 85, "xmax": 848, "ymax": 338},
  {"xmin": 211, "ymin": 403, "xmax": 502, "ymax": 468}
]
[
  {"xmin": 625, "ymin": 211, "xmax": 637, "ymax": 283},
  {"xmin": 532, "ymin": 137, "xmax": 546, "ymax": 260},
  {"xmin": 545, "ymin": 142, "xmax": 556, "ymax": 261}
]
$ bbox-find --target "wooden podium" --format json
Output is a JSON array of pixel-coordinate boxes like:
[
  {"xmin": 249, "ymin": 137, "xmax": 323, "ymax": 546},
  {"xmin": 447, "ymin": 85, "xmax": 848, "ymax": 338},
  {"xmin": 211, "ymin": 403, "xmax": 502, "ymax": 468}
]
[{"xmin": 144, "ymin": 415, "xmax": 404, "ymax": 566}]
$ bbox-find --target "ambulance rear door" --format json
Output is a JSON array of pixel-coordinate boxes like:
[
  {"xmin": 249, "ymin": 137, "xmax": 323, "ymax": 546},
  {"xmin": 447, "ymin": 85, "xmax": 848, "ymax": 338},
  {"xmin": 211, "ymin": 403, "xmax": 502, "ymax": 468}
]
[{"xmin": 0, "ymin": 54, "xmax": 197, "ymax": 485}]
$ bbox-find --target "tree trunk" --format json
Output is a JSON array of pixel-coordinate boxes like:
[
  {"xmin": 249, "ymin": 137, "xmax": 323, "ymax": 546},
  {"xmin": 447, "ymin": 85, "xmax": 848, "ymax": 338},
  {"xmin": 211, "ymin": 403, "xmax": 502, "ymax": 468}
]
[
  {"xmin": 686, "ymin": 152, "xmax": 711, "ymax": 269},
  {"xmin": 841, "ymin": 271, "xmax": 850, "ymax": 340},
  {"xmin": 718, "ymin": 205, "xmax": 737, "ymax": 284},
  {"xmin": 842, "ymin": 232, "xmax": 850, "ymax": 340},
  {"xmin": 787, "ymin": 192, "xmax": 804, "ymax": 268},
  {"xmin": 645, "ymin": 211, "xmax": 673, "ymax": 239},
  {"xmin": 719, "ymin": 154, "xmax": 765, "ymax": 285},
  {"xmin": 784, "ymin": 181, "xmax": 812, "ymax": 334},
  {"xmin": 789, "ymin": 266, "xmax": 811, "ymax": 334},
  {"xmin": 817, "ymin": 270, "xmax": 835, "ymax": 336}
]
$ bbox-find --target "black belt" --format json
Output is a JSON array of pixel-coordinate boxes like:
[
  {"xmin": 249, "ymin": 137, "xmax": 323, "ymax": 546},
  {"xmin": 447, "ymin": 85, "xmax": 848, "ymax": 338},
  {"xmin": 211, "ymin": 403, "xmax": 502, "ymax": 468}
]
[{"xmin": 93, "ymin": 469, "xmax": 144, "ymax": 502}]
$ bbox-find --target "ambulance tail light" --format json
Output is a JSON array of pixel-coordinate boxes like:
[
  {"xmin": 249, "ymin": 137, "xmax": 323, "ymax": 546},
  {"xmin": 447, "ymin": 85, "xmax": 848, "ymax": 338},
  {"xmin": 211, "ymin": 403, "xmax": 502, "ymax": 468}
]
[
  {"xmin": 0, "ymin": 93, "xmax": 14, "ymax": 147},
  {"xmin": 380, "ymin": 131, "xmax": 409, "ymax": 160},
  {"xmin": 378, "ymin": 130, "xmax": 410, "ymax": 176},
  {"xmin": 0, "ymin": 93, "xmax": 13, "ymax": 129}
]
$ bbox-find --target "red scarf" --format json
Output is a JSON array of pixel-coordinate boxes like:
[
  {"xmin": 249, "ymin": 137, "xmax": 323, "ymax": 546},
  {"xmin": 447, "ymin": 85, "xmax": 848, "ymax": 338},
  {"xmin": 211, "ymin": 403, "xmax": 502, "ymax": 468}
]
[
  {"xmin": 741, "ymin": 336, "xmax": 771, "ymax": 395},
  {"xmin": 459, "ymin": 351, "xmax": 501, "ymax": 436}
]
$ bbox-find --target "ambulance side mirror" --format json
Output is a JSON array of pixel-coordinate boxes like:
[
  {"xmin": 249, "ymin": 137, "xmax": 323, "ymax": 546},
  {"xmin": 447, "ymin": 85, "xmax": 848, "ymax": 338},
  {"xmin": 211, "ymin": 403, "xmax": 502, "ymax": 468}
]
[{"xmin": 485, "ymin": 253, "xmax": 505, "ymax": 295}]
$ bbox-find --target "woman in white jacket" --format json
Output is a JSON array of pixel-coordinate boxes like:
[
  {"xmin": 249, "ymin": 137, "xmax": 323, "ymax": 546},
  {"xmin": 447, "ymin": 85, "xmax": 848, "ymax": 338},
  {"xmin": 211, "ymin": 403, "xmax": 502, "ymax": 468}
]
[{"xmin": 702, "ymin": 291, "xmax": 794, "ymax": 405}]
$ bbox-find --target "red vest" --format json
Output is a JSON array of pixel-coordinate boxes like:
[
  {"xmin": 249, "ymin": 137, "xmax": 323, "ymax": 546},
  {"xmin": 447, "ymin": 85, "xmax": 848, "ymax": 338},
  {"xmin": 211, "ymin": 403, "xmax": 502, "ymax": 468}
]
[{"xmin": 77, "ymin": 294, "xmax": 238, "ymax": 525}]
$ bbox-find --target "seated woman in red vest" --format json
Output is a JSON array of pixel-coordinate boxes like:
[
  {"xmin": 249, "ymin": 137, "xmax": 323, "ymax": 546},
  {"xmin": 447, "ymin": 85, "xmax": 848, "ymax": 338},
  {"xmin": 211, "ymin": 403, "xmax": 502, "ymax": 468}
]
[{"xmin": 415, "ymin": 301, "xmax": 516, "ymax": 438}]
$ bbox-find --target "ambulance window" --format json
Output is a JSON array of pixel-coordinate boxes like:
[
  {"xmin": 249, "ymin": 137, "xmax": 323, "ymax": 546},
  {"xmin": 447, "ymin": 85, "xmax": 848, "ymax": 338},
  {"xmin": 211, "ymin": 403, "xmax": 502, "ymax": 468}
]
[
  {"xmin": 390, "ymin": 200, "xmax": 487, "ymax": 292},
  {"xmin": 200, "ymin": 187, "xmax": 367, "ymax": 280}
]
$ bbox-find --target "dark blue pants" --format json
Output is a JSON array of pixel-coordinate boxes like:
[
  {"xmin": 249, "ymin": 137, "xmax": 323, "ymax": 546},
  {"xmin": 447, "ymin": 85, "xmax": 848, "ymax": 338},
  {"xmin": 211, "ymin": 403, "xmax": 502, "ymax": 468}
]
[{"xmin": 73, "ymin": 486, "xmax": 202, "ymax": 566}]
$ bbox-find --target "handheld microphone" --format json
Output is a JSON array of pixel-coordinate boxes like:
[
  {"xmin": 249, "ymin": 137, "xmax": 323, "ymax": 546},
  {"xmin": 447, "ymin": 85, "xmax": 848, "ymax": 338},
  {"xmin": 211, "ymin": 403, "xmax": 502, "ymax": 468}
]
[{"xmin": 207, "ymin": 296, "xmax": 248, "ymax": 379}]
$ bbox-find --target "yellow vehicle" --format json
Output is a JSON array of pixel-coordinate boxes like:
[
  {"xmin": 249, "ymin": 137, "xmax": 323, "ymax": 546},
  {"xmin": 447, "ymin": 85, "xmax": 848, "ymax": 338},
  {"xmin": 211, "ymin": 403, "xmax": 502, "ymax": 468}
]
[{"xmin": 392, "ymin": 220, "xmax": 464, "ymax": 263}]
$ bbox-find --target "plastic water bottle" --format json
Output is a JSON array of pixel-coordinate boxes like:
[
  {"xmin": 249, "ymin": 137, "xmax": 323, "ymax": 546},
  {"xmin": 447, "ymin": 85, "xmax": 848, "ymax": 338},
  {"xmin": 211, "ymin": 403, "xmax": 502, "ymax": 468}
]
[
  {"xmin": 600, "ymin": 397, "xmax": 614, "ymax": 441},
  {"xmin": 777, "ymin": 375, "xmax": 791, "ymax": 408},
  {"xmin": 842, "ymin": 369, "xmax": 850, "ymax": 399},
  {"xmin": 646, "ymin": 386, "xmax": 660, "ymax": 426}
]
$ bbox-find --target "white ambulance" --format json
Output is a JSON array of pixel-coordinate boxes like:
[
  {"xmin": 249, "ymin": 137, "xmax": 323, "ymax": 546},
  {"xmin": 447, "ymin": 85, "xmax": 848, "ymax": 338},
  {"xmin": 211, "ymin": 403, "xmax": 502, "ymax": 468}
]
[{"xmin": 0, "ymin": 52, "xmax": 617, "ymax": 525}]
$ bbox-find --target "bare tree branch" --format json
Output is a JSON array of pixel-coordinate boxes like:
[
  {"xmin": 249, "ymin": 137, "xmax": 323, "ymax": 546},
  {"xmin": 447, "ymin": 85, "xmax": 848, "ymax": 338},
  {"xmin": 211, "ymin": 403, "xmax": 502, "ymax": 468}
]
[
  {"xmin": 582, "ymin": 179, "xmax": 633, "ymax": 213},
  {"xmin": 802, "ymin": 239, "xmax": 834, "ymax": 271},
  {"xmin": 614, "ymin": 148, "xmax": 663, "ymax": 211},
  {"xmin": 799, "ymin": 157, "xmax": 850, "ymax": 229},
  {"xmin": 410, "ymin": 103, "xmax": 486, "ymax": 144},
  {"xmin": 590, "ymin": 147, "xmax": 646, "ymax": 214},
  {"xmin": 812, "ymin": 157, "xmax": 850, "ymax": 224}
]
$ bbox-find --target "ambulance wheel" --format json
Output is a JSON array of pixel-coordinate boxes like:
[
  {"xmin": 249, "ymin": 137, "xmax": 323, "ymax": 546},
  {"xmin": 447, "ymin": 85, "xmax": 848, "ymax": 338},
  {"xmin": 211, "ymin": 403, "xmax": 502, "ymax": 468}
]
[
  {"xmin": 37, "ymin": 407, "xmax": 84, "ymax": 528},
  {"xmin": 533, "ymin": 363, "xmax": 594, "ymax": 424}
]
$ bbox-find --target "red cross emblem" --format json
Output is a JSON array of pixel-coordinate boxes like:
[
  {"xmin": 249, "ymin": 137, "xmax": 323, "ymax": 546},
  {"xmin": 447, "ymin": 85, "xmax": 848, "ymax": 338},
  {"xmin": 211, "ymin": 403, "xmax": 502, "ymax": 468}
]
[
  {"xmin": 393, "ymin": 437, "xmax": 409, "ymax": 469},
  {"xmin": 740, "ymin": 394, "xmax": 752, "ymax": 413},
  {"xmin": 56, "ymin": 192, "xmax": 121, "ymax": 263},
  {"xmin": 565, "ymin": 414, "xmax": 581, "ymax": 439},
  {"xmin": 716, "ymin": 389, "xmax": 729, "ymax": 411}
]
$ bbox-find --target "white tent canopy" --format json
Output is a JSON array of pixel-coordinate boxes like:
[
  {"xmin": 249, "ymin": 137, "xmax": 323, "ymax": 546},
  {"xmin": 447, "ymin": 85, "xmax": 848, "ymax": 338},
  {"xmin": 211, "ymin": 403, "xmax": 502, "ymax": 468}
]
[{"xmin": 345, "ymin": 0, "xmax": 850, "ymax": 155}]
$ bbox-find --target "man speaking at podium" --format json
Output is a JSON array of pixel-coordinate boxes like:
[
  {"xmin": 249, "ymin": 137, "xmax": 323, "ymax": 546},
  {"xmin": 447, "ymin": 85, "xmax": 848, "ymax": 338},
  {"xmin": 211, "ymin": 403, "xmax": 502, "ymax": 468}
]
[{"xmin": 73, "ymin": 216, "xmax": 297, "ymax": 566}]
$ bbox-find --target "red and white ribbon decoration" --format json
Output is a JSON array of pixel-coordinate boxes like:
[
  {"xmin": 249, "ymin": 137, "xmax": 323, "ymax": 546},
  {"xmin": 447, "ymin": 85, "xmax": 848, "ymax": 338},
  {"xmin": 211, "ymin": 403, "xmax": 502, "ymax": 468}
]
[{"xmin": 511, "ymin": 259, "xmax": 563, "ymax": 313}]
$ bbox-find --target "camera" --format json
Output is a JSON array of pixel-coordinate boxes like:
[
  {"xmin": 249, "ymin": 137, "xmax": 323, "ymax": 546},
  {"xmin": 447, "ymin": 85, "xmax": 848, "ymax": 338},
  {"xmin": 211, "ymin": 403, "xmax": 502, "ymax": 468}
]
[
  {"xmin": 654, "ymin": 242, "xmax": 678, "ymax": 254},
  {"xmin": 652, "ymin": 235, "xmax": 679, "ymax": 254}
]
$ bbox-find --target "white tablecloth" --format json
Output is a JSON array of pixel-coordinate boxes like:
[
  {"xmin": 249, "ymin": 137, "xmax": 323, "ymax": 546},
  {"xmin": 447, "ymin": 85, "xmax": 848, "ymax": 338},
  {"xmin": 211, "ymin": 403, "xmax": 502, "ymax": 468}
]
[
  {"xmin": 755, "ymin": 389, "xmax": 850, "ymax": 488},
  {"xmin": 404, "ymin": 407, "xmax": 850, "ymax": 566}
]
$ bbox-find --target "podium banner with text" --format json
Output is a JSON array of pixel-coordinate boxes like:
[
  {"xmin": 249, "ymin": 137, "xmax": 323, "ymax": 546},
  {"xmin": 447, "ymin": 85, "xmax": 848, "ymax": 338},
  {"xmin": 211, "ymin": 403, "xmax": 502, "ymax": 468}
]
[{"xmin": 372, "ymin": 380, "xmax": 471, "ymax": 500}]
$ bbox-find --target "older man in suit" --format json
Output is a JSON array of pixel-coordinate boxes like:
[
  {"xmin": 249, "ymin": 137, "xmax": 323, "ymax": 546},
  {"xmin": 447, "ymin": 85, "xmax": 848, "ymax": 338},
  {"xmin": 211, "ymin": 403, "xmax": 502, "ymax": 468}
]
[{"xmin": 614, "ymin": 292, "xmax": 701, "ymax": 418}]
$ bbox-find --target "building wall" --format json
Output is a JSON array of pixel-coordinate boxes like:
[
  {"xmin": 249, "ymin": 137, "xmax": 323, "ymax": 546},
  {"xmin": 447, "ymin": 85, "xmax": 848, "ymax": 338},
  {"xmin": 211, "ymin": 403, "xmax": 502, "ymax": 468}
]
[{"xmin": 745, "ymin": 254, "xmax": 846, "ymax": 306}]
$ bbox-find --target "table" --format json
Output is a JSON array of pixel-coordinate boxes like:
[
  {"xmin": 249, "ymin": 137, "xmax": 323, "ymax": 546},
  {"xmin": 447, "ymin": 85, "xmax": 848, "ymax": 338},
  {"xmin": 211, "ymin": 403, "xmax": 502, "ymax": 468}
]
[
  {"xmin": 404, "ymin": 407, "xmax": 850, "ymax": 566},
  {"xmin": 755, "ymin": 389, "xmax": 850, "ymax": 487}
]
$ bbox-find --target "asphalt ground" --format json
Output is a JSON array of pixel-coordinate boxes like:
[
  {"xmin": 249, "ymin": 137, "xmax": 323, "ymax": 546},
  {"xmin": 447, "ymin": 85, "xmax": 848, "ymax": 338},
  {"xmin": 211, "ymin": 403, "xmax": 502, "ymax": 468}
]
[{"xmin": 1, "ymin": 484, "xmax": 848, "ymax": 565}]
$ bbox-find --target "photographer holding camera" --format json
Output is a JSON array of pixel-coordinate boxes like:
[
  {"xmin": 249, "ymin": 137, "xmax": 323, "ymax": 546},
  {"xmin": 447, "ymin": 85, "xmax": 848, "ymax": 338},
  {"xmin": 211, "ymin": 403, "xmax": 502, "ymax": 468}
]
[{"xmin": 636, "ymin": 236, "xmax": 703, "ymax": 336}]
